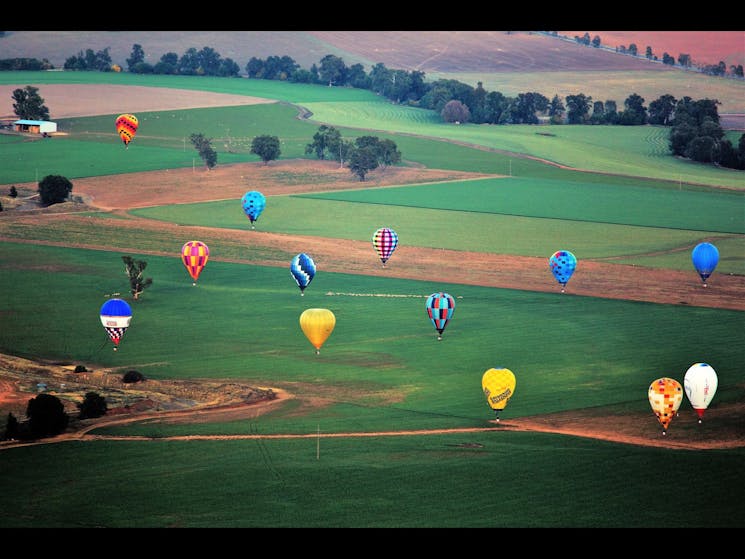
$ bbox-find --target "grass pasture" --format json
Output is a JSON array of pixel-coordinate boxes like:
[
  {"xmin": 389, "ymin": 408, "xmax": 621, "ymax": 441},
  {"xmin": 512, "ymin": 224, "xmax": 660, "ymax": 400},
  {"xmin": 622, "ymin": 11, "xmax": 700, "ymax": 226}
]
[
  {"xmin": 0, "ymin": 72, "xmax": 744, "ymax": 528},
  {"xmin": 0, "ymin": 242, "xmax": 744, "ymax": 528}
]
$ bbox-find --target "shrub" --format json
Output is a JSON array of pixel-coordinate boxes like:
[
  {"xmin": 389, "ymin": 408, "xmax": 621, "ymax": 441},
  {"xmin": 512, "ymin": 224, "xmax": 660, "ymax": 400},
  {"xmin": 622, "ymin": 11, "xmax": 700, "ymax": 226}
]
[
  {"xmin": 122, "ymin": 370, "xmax": 145, "ymax": 384},
  {"xmin": 74, "ymin": 365, "xmax": 88, "ymax": 373},
  {"xmin": 78, "ymin": 392, "xmax": 108, "ymax": 420}
]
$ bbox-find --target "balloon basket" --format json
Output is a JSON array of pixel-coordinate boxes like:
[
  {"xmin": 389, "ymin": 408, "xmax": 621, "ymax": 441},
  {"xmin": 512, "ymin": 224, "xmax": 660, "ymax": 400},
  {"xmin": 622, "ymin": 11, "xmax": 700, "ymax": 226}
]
[
  {"xmin": 315, "ymin": 349, "xmax": 320, "ymax": 355},
  {"xmin": 437, "ymin": 335, "xmax": 442, "ymax": 341}
]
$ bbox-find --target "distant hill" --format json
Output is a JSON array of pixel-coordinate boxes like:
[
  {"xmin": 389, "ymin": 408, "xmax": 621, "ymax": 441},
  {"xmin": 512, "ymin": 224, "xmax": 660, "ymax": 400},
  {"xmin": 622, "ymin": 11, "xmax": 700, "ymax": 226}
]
[{"xmin": 3, "ymin": 30, "xmax": 738, "ymax": 74}]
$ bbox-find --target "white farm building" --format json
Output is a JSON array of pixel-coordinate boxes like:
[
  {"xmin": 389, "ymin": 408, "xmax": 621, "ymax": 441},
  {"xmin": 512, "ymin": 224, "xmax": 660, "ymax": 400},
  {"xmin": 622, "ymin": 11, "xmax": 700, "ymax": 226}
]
[{"xmin": 13, "ymin": 119, "xmax": 57, "ymax": 134}]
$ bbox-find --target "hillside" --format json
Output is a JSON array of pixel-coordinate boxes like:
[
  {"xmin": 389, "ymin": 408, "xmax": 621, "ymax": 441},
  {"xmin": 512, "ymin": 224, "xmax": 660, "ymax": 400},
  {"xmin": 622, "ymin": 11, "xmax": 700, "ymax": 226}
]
[{"xmin": 2, "ymin": 30, "xmax": 740, "ymax": 74}]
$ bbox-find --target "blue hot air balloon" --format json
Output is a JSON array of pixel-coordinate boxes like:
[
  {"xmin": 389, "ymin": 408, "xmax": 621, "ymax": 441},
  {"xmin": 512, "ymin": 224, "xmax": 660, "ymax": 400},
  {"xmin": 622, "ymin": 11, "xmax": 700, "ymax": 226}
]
[
  {"xmin": 426, "ymin": 292, "xmax": 455, "ymax": 341},
  {"xmin": 549, "ymin": 250, "xmax": 577, "ymax": 292},
  {"xmin": 99, "ymin": 298, "xmax": 132, "ymax": 351},
  {"xmin": 241, "ymin": 191, "xmax": 266, "ymax": 229},
  {"xmin": 692, "ymin": 242, "xmax": 719, "ymax": 287},
  {"xmin": 290, "ymin": 253, "xmax": 316, "ymax": 296}
]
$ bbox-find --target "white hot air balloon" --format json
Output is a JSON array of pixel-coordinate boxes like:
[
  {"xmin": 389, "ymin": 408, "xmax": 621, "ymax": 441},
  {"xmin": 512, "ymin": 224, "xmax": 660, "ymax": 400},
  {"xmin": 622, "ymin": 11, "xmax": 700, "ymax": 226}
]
[{"xmin": 683, "ymin": 363, "xmax": 718, "ymax": 423}]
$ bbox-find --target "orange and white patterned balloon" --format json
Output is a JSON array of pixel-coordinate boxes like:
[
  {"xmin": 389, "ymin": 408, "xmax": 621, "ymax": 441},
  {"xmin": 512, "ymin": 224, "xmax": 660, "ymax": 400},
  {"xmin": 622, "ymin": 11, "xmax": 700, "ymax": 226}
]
[{"xmin": 648, "ymin": 377, "xmax": 683, "ymax": 434}]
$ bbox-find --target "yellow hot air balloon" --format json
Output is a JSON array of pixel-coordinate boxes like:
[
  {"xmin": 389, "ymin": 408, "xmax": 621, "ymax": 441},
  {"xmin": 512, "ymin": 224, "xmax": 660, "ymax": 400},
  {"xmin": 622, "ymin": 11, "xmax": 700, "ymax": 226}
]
[
  {"xmin": 648, "ymin": 377, "xmax": 683, "ymax": 435},
  {"xmin": 299, "ymin": 308, "xmax": 336, "ymax": 355},
  {"xmin": 481, "ymin": 367, "xmax": 516, "ymax": 421}
]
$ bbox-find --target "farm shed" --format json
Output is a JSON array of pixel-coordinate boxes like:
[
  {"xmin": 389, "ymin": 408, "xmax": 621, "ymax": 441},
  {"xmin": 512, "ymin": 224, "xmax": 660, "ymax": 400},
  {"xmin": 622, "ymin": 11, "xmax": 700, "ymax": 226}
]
[{"xmin": 13, "ymin": 119, "xmax": 57, "ymax": 134}]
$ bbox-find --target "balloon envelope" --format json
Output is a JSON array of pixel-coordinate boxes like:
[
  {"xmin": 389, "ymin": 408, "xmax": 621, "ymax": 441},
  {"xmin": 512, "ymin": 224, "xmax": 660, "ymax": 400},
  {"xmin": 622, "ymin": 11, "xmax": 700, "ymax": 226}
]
[
  {"xmin": 482, "ymin": 368, "xmax": 516, "ymax": 419},
  {"xmin": 426, "ymin": 292, "xmax": 455, "ymax": 340},
  {"xmin": 648, "ymin": 377, "xmax": 683, "ymax": 433},
  {"xmin": 181, "ymin": 241, "xmax": 209, "ymax": 284},
  {"xmin": 372, "ymin": 227, "xmax": 398, "ymax": 266},
  {"xmin": 241, "ymin": 191, "xmax": 266, "ymax": 225},
  {"xmin": 691, "ymin": 242, "xmax": 719, "ymax": 286},
  {"xmin": 290, "ymin": 253, "xmax": 316, "ymax": 295},
  {"xmin": 549, "ymin": 250, "xmax": 577, "ymax": 291},
  {"xmin": 115, "ymin": 114, "xmax": 138, "ymax": 147},
  {"xmin": 684, "ymin": 363, "xmax": 718, "ymax": 421},
  {"xmin": 100, "ymin": 298, "xmax": 132, "ymax": 349},
  {"xmin": 299, "ymin": 308, "xmax": 336, "ymax": 354}
]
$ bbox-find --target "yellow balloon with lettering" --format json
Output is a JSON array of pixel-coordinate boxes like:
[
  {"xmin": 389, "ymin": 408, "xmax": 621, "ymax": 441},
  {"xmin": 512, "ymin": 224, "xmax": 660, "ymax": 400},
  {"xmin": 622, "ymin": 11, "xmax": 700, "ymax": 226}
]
[
  {"xmin": 299, "ymin": 308, "xmax": 336, "ymax": 354},
  {"xmin": 482, "ymin": 368, "xmax": 516, "ymax": 420}
]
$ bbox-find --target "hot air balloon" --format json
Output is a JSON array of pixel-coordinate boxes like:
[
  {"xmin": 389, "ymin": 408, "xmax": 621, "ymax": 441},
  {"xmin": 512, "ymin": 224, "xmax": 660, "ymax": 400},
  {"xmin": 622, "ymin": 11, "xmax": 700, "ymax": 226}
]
[
  {"xmin": 100, "ymin": 298, "xmax": 132, "ymax": 351},
  {"xmin": 372, "ymin": 227, "xmax": 398, "ymax": 267},
  {"xmin": 692, "ymin": 242, "xmax": 719, "ymax": 287},
  {"xmin": 241, "ymin": 191, "xmax": 266, "ymax": 229},
  {"xmin": 648, "ymin": 377, "xmax": 683, "ymax": 435},
  {"xmin": 299, "ymin": 308, "xmax": 336, "ymax": 355},
  {"xmin": 684, "ymin": 363, "xmax": 718, "ymax": 423},
  {"xmin": 482, "ymin": 368, "xmax": 516, "ymax": 421},
  {"xmin": 181, "ymin": 241, "xmax": 209, "ymax": 286},
  {"xmin": 290, "ymin": 253, "xmax": 316, "ymax": 296},
  {"xmin": 549, "ymin": 250, "xmax": 577, "ymax": 293},
  {"xmin": 115, "ymin": 114, "xmax": 138, "ymax": 148},
  {"xmin": 426, "ymin": 292, "xmax": 455, "ymax": 341}
]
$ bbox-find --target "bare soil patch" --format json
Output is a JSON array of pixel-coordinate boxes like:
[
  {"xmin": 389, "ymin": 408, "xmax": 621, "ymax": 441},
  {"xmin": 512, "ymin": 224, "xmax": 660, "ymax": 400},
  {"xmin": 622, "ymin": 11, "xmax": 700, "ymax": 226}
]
[
  {"xmin": 0, "ymin": 84, "xmax": 274, "ymax": 121},
  {"xmin": 308, "ymin": 31, "xmax": 671, "ymax": 73}
]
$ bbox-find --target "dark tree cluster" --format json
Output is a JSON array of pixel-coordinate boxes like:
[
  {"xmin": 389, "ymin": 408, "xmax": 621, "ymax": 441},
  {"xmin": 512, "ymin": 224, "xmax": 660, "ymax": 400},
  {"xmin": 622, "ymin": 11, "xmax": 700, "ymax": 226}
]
[
  {"xmin": 2, "ymin": 393, "xmax": 70, "ymax": 441},
  {"xmin": 190, "ymin": 133, "xmax": 218, "ymax": 169},
  {"xmin": 0, "ymin": 57, "xmax": 54, "ymax": 70},
  {"xmin": 63, "ymin": 47, "xmax": 113, "ymax": 71},
  {"xmin": 668, "ymin": 97, "xmax": 745, "ymax": 169},
  {"xmin": 125, "ymin": 44, "xmax": 240, "ymax": 77}
]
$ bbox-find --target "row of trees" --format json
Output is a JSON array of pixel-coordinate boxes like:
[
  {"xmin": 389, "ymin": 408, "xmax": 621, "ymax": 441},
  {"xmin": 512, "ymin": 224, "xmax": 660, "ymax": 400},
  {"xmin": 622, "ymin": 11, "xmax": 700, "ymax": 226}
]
[{"xmin": 565, "ymin": 31, "xmax": 744, "ymax": 78}]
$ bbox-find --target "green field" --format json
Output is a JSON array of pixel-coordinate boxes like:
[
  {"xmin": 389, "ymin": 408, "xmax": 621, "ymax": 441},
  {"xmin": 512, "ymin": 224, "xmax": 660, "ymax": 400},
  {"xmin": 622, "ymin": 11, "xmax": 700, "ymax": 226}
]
[{"xmin": 0, "ymin": 72, "xmax": 744, "ymax": 528}]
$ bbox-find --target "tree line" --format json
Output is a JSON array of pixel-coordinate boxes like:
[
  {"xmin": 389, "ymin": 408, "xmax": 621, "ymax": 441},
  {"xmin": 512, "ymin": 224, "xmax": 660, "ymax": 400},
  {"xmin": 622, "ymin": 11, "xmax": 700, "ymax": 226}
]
[{"xmin": 4, "ymin": 41, "xmax": 745, "ymax": 170}]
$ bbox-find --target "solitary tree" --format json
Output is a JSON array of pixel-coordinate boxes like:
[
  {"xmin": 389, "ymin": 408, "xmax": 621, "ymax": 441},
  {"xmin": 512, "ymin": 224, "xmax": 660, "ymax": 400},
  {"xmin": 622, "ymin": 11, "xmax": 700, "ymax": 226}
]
[
  {"xmin": 3, "ymin": 412, "xmax": 19, "ymax": 440},
  {"xmin": 305, "ymin": 125, "xmax": 341, "ymax": 160},
  {"xmin": 26, "ymin": 393, "xmax": 69, "ymax": 439},
  {"xmin": 78, "ymin": 392, "xmax": 108, "ymax": 419},
  {"xmin": 126, "ymin": 44, "xmax": 145, "ymax": 70},
  {"xmin": 251, "ymin": 135, "xmax": 281, "ymax": 165},
  {"xmin": 12, "ymin": 85, "xmax": 50, "ymax": 120},
  {"xmin": 189, "ymin": 133, "xmax": 217, "ymax": 170},
  {"xmin": 441, "ymin": 99, "xmax": 471, "ymax": 123},
  {"xmin": 38, "ymin": 174, "xmax": 73, "ymax": 206},
  {"xmin": 122, "ymin": 255, "xmax": 153, "ymax": 300},
  {"xmin": 348, "ymin": 146, "xmax": 379, "ymax": 181}
]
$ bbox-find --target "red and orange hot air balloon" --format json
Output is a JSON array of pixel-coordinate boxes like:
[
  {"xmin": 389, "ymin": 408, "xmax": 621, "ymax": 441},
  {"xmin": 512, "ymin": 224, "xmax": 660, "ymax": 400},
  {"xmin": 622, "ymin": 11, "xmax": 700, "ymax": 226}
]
[
  {"xmin": 115, "ymin": 114, "xmax": 138, "ymax": 148},
  {"xmin": 181, "ymin": 241, "xmax": 209, "ymax": 286}
]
